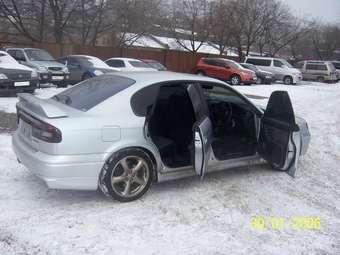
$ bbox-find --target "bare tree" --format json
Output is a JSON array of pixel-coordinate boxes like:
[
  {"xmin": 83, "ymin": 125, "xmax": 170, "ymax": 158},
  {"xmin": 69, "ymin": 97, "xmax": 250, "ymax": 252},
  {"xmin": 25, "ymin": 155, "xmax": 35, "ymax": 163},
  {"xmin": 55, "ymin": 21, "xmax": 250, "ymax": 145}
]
[
  {"xmin": 0, "ymin": 0, "xmax": 41, "ymax": 42},
  {"xmin": 169, "ymin": 0, "xmax": 212, "ymax": 53},
  {"xmin": 210, "ymin": 0, "xmax": 234, "ymax": 55},
  {"xmin": 48, "ymin": 0, "xmax": 80, "ymax": 43}
]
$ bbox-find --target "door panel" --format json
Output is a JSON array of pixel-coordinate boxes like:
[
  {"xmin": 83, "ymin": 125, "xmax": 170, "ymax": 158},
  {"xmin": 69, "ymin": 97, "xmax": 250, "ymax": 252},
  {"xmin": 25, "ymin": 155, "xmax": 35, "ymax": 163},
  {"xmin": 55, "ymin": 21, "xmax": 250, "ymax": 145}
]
[
  {"xmin": 193, "ymin": 116, "xmax": 213, "ymax": 177},
  {"xmin": 258, "ymin": 91, "xmax": 299, "ymax": 175},
  {"xmin": 187, "ymin": 84, "xmax": 212, "ymax": 178}
]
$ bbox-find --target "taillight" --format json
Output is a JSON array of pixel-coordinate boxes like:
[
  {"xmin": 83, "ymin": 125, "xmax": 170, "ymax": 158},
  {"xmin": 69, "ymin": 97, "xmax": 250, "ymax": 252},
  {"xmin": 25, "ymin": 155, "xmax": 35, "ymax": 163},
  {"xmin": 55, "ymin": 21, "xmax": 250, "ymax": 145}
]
[
  {"xmin": 18, "ymin": 109, "xmax": 62, "ymax": 143},
  {"xmin": 32, "ymin": 122, "xmax": 62, "ymax": 143}
]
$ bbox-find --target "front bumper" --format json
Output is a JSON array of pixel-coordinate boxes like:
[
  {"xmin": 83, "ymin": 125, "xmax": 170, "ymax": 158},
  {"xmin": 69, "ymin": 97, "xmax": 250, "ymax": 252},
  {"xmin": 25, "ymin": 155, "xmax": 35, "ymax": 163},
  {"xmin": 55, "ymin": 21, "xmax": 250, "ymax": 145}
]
[
  {"xmin": 243, "ymin": 76, "xmax": 257, "ymax": 85},
  {"xmin": 12, "ymin": 132, "xmax": 104, "ymax": 190},
  {"xmin": 292, "ymin": 74, "xmax": 303, "ymax": 84},
  {"xmin": 38, "ymin": 72, "xmax": 70, "ymax": 85},
  {"xmin": 0, "ymin": 79, "xmax": 38, "ymax": 93}
]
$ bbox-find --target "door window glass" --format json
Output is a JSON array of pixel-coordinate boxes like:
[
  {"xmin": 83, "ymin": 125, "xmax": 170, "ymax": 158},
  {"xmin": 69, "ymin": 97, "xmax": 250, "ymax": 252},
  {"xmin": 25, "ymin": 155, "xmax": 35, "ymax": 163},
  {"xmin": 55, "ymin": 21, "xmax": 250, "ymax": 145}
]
[
  {"xmin": 246, "ymin": 58, "xmax": 271, "ymax": 66},
  {"xmin": 274, "ymin": 60, "xmax": 284, "ymax": 67},
  {"xmin": 106, "ymin": 59, "xmax": 125, "ymax": 68}
]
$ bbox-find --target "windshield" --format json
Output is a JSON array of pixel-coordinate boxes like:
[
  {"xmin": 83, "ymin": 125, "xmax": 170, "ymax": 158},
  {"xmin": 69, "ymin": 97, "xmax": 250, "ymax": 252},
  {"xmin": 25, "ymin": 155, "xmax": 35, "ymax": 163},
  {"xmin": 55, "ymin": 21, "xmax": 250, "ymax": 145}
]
[
  {"xmin": 52, "ymin": 76, "xmax": 135, "ymax": 111},
  {"xmin": 25, "ymin": 49, "xmax": 55, "ymax": 61},
  {"xmin": 146, "ymin": 62, "xmax": 166, "ymax": 70},
  {"xmin": 227, "ymin": 60, "xmax": 244, "ymax": 70},
  {"xmin": 77, "ymin": 56, "xmax": 110, "ymax": 69},
  {"xmin": 241, "ymin": 64, "xmax": 258, "ymax": 71},
  {"xmin": 280, "ymin": 59, "xmax": 293, "ymax": 68},
  {"xmin": 129, "ymin": 61, "xmax": 151, "ymax": 68}
]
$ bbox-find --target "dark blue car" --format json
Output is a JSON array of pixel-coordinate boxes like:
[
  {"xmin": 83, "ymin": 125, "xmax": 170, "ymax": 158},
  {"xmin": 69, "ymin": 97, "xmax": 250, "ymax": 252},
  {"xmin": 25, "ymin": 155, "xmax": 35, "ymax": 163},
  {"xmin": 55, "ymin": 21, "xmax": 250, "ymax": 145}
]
[{"xmin": 58, "ymin": 55, "xmax": 118, "ymax": 84}]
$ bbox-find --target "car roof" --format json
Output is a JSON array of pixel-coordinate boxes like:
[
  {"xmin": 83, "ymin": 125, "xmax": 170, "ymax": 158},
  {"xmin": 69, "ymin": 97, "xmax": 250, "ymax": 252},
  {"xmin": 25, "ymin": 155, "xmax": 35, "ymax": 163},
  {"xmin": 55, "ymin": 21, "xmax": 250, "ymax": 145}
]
[
  {"xmin": 100, "ymin": 71, "xmax": 224, "ymax": 88},
  {"xmin": 245, "ymin": 56, "xmax": 274, "ymax": 60},
  {"xmin": 107, "ymin": 57, "xmax": 141, "ymax": 61},
  {"xmin": 63, "ymin": 55, "xmax": 101, "ymax": 59},
  {"xmin": 306, "ymin": 60, "xmax": 330, "ymax": 64},
  {"xmin": 5, "ymin": 47, "xmax": 42, "ymax": 50}
]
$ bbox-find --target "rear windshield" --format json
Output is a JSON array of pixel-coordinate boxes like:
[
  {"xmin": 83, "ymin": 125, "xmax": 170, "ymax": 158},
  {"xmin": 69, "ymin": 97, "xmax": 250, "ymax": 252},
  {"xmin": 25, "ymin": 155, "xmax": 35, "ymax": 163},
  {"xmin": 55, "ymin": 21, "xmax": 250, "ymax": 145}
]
[
  {"xmin": 129, "ymin": 61, "xmax": 150, "ymax": 68},
  {"xmin": 52, "ymin": 76, "xmax": 135, "ymax": 111}
]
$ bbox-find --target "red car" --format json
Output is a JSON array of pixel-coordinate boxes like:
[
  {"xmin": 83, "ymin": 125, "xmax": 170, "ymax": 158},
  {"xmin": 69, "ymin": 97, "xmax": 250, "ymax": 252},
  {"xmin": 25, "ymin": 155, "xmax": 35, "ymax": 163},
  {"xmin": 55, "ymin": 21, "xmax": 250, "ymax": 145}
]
[{"xmin": 194, "ymin": 58, "xmax": 257, "ymax": 85}]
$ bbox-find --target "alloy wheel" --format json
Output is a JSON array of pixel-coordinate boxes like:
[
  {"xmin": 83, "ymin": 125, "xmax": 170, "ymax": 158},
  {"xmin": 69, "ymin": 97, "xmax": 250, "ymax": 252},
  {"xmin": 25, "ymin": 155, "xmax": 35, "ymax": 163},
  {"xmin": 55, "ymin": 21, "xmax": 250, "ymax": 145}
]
[{"xmin": 110, "ymin": 156, "xmax": 150, "ymax": 198}]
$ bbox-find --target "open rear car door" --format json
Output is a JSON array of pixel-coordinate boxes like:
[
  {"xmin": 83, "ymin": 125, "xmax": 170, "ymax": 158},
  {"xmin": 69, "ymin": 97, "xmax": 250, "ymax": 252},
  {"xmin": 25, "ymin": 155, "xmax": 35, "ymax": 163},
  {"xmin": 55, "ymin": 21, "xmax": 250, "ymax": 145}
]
[
  {"xmin": 258, "ymin": 91, "xmax": 301, "ymax": 177},
  {"xmin": 187, "ymin": 84, "xmax": 213, "ymax": 178}
]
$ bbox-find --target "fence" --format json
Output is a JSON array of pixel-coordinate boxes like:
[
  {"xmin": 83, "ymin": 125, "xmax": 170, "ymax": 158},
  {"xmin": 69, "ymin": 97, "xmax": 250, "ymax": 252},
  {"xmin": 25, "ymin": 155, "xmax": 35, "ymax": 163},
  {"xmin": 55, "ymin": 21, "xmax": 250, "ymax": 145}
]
[{"xmin": 0, "ymin": 41, "xmax": 238, "ymax": 73}]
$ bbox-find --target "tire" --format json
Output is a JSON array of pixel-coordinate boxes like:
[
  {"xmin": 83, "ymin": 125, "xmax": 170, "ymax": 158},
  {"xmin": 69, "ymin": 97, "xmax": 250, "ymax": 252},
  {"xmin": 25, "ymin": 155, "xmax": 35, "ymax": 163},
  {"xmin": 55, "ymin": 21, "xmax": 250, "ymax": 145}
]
[
  {"xmin": 256, "ymin": 77, "xmax": 263, "ymax": 84},
  {"xmin": 317, "ymin": 77, "xmax": 325, "ymax": 83},
  {"xmin": 99, "ymin": 148, "xmax": 154, "ymax": 202},
  {"xmin": 196, "ymin": 70, "xmax": 205, "ymax": 76},
  {"xmin": 82, "ymin": 73, "xmax": 92, "ymax": 81},
  {"xmin": 283, "ymin": 76, "xmax": 293, "ymax": 85},
  {"xmin": 230, "ymin": 75, "xmax": 241, "ymax": 85}
]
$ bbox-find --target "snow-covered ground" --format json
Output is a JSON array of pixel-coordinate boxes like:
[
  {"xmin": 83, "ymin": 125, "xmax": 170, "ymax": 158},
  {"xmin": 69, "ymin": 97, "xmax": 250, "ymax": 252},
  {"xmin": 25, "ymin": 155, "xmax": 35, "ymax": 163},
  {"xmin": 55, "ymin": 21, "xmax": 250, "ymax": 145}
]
[{"xmin": 0, "ymin": 81, "xmax": 340, "ymax": 255}]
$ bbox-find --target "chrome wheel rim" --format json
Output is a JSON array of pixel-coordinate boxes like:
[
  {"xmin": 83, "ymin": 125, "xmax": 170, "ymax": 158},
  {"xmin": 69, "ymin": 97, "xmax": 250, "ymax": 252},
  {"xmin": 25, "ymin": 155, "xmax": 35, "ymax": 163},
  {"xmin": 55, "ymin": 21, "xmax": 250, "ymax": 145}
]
[
  {"xmin": 111, "ymin": 156, "xmax": 149, "ymax": 198},
  {"xmin": 231, "ymin": 76, "xmax": 239, "ymax": 85}
]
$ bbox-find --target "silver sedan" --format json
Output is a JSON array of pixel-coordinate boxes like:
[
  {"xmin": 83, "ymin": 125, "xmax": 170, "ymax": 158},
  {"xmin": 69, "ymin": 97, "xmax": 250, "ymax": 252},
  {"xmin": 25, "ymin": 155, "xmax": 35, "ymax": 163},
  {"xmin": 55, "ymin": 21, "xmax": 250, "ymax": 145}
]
[{"xmin": 12, "ymin": 72, "xmax": 311, "ymax": 202}]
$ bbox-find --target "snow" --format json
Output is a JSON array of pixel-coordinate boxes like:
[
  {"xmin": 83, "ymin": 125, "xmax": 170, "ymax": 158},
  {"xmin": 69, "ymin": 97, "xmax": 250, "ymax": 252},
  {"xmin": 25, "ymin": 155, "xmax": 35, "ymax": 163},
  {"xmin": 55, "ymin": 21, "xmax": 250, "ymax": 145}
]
[
  {"xmin": 0, "ymin": 51, "xmax": 33, "ymax": 72},
  {"xmin": 1, "ymin": 81, "xmax": 340, "ymax": 254},
  {"xmin": 123, "ymin": 33, "xmax": 165, "ymax": 49}
]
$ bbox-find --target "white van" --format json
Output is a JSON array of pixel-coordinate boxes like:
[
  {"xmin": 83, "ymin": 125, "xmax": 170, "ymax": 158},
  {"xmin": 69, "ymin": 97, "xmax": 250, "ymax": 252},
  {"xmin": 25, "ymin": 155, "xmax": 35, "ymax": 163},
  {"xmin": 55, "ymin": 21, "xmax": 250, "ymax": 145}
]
[{"xmin": 244, "ymin": 56, "xmax": 302, "ymax": 85}]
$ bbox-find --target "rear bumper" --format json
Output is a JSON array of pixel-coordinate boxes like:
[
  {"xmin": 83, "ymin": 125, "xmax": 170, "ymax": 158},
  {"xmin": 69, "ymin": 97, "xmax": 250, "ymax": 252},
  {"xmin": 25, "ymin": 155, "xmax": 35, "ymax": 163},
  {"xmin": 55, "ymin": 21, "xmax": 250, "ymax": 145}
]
[
  {"xmin": 0, "ymin": 80, "xmax": 38, "ymax": 93},
  {"xmin": 12, "ymin": 132, "xmax": 105, "ymax": 190}
]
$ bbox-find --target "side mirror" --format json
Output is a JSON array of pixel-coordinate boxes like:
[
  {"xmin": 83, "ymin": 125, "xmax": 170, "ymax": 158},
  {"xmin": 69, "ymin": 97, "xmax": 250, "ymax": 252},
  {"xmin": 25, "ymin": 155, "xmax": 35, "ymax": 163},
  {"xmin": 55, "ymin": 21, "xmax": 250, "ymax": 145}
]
[{"xmin": 224, "ymin": 65, "xmax": 231, "ymax": 69}]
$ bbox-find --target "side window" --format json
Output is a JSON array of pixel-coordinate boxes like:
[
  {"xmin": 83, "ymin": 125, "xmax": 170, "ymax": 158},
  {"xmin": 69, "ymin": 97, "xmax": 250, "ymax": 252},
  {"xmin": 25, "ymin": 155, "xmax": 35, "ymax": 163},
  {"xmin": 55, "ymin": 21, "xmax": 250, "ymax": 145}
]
[
  {"xmin": 107, "ymin": 60, "xmax": 125, "ymax": 68},
  {"xmin": 130, "ymin": 85, "xmax": 160, "ymax": 117},
  {"xmin": 246, "ymin": 58, "xmax": 271, "ymax": 67},
  {"xmin": 15, "ymin": 50, "xmax": 26, "ymax": 61},
  {"xmin": 215, "ymin": 60, "xmax": 227, "ymax": 67},
  {"xmin": 200, "ymin": 83, "xmax": 254, "ymax": 112},
  {"xmin": 203, "ymin": 59, "xmax": 216, "ymax": 66},
  {"xmin": 68, "ymin": 58, "xmax": 79, "ymax": 67},
  {"xmin": 306, "ymin": 64, "xmax": 316, "ymax": 70},
  {"xmin": 274, "ymin": 60, "xmax": 284, "ymax": 68},
  {"xmin": 318, "ymin": 65, "xmax": 327, "ymax": 71}
]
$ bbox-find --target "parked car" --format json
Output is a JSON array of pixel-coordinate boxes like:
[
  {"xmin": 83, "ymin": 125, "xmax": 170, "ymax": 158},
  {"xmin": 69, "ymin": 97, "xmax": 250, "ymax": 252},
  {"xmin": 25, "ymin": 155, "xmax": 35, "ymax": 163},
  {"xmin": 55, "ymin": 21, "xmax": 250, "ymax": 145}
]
[
  {"xmin": 240, "ymin": 63, "xmax": 274, "ymax": 84},
  {"xmin": 105, "ymin": 57, "xmax": 157, "ymax": 71},
  {"xmin": 194, "ymin": 58, "xmax": 257, "ymax": 85},
  {"xmin": 5, "ymin": 47, "xmax": 70, "ymax": 87},
  {"xmin": 58, "ymin": 55, "xmax": 119, "ymax": 84},
  {"xmin": 330, "ymin": 61, "xmax": 340, "ymax": 81},
  {"xmin": 12, "ymin": 72, "xmax": 310, "ymax": 202},
  {"xmin": 244, "ymin": 56, "xmax": 302, "ymax": 85},
  {"xmin": 295, "ymin": 60, "xmax": 338, "ymax": 83},
  {"xmin": 0, "ymin": 51, "xmax": 38, "ymax": 94},
  {"xmin": 140, "ymin": 59, "xmax": 167, "ymax": 71}
]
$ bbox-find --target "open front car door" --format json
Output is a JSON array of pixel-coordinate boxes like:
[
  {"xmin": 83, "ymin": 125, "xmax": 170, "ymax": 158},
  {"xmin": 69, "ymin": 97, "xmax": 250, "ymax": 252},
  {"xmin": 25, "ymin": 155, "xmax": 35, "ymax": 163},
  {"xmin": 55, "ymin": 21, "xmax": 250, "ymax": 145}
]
[
  {"xmin": 258, "ymin": 91, "xmax": 301, "ymax": 177},
  {"xmin": 187, "ymin": 84, "xmax": 213, "ymax": 178}
]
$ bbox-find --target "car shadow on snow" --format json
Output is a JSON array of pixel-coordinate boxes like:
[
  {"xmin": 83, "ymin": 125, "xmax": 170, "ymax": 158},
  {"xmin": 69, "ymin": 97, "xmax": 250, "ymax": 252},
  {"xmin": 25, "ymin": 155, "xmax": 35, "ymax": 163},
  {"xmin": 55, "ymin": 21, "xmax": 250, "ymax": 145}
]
[{"xmin": 20, "ymin": 163, "xmax": 279, "ymax": 205}]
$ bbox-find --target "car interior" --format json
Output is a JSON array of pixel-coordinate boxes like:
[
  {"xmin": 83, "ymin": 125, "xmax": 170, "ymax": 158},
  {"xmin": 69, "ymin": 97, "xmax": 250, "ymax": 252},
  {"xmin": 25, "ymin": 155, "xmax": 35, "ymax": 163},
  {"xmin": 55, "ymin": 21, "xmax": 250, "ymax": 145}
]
[{"xmin": 148, "ymin": 83, "xmax": 257, "ymax": 168}]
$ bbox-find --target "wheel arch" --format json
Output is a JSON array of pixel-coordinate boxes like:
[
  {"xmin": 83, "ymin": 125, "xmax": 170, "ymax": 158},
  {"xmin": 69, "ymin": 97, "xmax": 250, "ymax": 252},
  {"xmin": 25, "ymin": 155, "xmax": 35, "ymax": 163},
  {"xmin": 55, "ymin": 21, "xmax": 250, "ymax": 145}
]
[{"xmin": 102, "ymin": 145, "xmax": 159, "ymax": 182}]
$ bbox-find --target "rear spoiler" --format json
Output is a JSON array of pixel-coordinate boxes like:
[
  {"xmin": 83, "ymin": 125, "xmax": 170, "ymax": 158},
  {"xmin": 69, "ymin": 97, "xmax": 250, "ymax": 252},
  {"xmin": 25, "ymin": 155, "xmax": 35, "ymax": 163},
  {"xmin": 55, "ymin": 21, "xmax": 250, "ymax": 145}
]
[{"xmin": 17, "ymin": 93, "xmax": 68, "ymax": 118}]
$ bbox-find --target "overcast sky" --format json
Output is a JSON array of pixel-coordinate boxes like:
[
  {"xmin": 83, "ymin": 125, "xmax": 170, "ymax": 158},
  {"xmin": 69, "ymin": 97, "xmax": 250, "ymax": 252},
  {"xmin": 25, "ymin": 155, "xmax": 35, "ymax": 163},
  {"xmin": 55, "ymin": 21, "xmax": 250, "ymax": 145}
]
[{"xmin": 282, "ymin": 0, "xmax": 340, "ymax": 24}]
